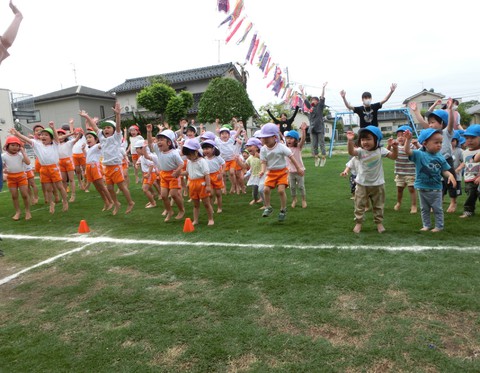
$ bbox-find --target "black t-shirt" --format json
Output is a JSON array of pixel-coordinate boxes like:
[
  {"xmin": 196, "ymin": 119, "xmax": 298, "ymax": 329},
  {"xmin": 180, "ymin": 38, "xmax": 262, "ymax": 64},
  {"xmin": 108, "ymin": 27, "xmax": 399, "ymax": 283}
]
[{"xmin": 353, "ymin": 102, "xmax": 382, "ymax": 128}]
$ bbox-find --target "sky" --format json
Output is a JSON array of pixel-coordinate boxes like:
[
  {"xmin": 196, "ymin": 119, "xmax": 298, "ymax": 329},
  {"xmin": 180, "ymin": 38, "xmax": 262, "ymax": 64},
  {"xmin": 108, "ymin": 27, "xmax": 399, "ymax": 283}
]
[{"xmin": 0, "ymin": 0, "xmax": 479, "ymax": 114}]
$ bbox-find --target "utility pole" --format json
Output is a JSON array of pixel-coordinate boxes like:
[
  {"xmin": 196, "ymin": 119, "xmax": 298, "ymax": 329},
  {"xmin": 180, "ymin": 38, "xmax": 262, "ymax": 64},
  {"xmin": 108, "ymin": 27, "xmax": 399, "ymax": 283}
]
[
  {"xmin": 214, "ymin": 40, "xmax": 221, "ymax": 63},
  {"xmin": 71, "ymin": 63, "xmax": 78, "ymax": 85}
]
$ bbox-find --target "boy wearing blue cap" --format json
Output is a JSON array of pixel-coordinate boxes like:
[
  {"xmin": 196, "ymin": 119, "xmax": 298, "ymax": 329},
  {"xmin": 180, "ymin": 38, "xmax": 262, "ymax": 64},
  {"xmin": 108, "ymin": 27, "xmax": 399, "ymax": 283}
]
[
  {"xmin": 404, "ymin": 128, "xmax": 456, "ymax": 232},
  {"xmin": 285, "ymin": 122, "xmax": 307, "ymax": 208},
  {"xmin": 347, "ymin": 126, "xmax": 398, "ymax": 233},
  {"xmin": 457, "ymin": 124, "xmax": 480, "ymax": 218},
  {"xmin": 389, "ymin": 125, "xmax": 419, "ymax": 213}
]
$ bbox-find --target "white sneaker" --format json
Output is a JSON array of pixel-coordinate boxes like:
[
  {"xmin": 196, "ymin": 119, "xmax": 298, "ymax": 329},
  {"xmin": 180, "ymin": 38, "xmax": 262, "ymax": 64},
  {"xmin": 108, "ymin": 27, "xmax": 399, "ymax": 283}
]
[
  {"xmin": 320, "ymin": 157, "xmax": 326, "ymax": 167},
  {"xmin": 314, "ymin": 157, "xmax": 320, "ymax": 167}
]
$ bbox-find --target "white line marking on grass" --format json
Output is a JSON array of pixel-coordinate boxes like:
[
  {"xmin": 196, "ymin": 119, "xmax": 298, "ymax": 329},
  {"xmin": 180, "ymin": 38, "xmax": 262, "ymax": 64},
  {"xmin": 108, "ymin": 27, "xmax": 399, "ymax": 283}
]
[{"xmin": 0, "ymin": 244, "xmax": 90, "ymax": 286}]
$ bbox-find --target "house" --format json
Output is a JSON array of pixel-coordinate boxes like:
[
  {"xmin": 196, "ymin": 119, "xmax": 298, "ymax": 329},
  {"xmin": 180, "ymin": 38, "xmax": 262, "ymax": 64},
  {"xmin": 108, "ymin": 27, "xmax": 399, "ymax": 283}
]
[
  {"xmin": 13, "ymin": 86, "xmax": 115, "ymax": 134},
  {"xmin": 402, "ymin": 89, "xmax": 447, "ymax": 111},
  {"xmin": 466, "ymin": 104, "xmax": 480, "ymax": 124},
  {"xmin": 108, "ymin": 62, "xmax": 247, "ymax": 127}
]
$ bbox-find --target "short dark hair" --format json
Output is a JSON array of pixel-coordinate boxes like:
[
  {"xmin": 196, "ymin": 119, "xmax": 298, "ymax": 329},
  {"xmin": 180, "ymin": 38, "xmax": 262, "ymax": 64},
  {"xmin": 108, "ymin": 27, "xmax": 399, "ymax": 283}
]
[{"xmin": 361, "ymin": 92, "xmax": 372, "ymax": 99}]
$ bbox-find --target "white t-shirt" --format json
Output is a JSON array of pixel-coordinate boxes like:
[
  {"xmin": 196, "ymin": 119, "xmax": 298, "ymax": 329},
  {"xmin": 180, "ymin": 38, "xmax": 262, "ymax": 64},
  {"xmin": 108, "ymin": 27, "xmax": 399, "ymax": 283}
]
[
  {"xmin": 215, "ymin": 137, "xmax": 235, "ymax": 161},
  {"xmin": 355, "ymin": 147, "xmax": 390, "ymax": 186},
  {"xmin": 186, "ymin": 157, "xmax": 209, "ymax": 179},
  {"xmin": 153, "ymin": 145, "xmax": 183, "ymax": 171},
  {"xmin": 139, "ymin": 154, "xmax": 158, "ymax": 173},
  {"xmin": 86, "ymin": 144, "xmax": 102, "ymax": 164},
  {"xmin": 58, "ymin": 139, "xmax": 75, "ymax": 159},
  {"xmin": 98, "ymin": 131, "xmax": 123, "ymax": 165},
  {"xmin": 31, "ymin": 139, "xmax": 60, "ymax": 165},
  {"xmin": 205, "ymin": 155, "xmax": 225, "ymax": 173},
  {"xmin": 73, "ymin": 136, "xmax": 87, "ymax": 155},
  {"xmin": 129, "ymin": 135, "xmax": 144, "ymax": 155},
  {"xmin": 2, "ymin": 152, "xmax": 26, "ymax": 173},
  {"xmin": 260, "ymin": 142, "xmax": 293, "ymax": 170}
]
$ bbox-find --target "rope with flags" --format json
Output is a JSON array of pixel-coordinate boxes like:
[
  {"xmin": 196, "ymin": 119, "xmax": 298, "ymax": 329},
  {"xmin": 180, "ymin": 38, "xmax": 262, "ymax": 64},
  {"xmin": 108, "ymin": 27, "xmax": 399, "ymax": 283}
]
[{"xmin": 217, "ymin": 0, "xmax": 311, "ymax": 111}]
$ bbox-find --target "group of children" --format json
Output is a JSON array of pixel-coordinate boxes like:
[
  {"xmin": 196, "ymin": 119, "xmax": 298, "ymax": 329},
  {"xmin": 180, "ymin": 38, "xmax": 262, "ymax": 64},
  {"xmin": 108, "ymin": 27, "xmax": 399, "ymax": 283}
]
[
  {"xmin": 2, "ymin": 102, "xmax": 309, "ymax": 225},
  {"xmin": 343, "ymin": 97, "xmax": 480, "ymax": 233}
]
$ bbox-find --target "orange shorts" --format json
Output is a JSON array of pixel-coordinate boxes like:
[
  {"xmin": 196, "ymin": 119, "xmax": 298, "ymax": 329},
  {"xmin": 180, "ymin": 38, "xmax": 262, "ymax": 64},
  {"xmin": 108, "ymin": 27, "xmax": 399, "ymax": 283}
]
[
  {"xmin": 182, "ymin": 159, "xmax": 188, "ymax": 172},
  {"xmin": 7, "ymin": 172, "xmax": 28, "ymax": 188},
  {"xmin": 122, "ymin": 158, "xmax": 128, "ymax": 170},
  {"xmin": 40, "ymin": 164, "xmax": 62, "ymax": 184},
  {"xmin": 73, "ymin": 153, "xmax": 86, "ymax": 167},
  {"xmin": 225, "ymin": 159, "xmax": 236, "ymax": 171},
  {"xmin": 160, "ymin": 170, "xmax": 181, "ymax": 189},
  {"xmin": 132, "ymin": 154, "xmax": 139, "ymax": 165},
  {"xmin": 188, "ymin": 178, "xmax": 210, "ymax": 200},
  {"xmin": 264, "ymin": 167, "xmax": 289, "ymax": 189},
  {"xmin": 25, "ymin": 170, "xmax": 35, "ymax": 180},
  {"xmin": 210, "ymin": 171, "xmax": 224, "ymax": 190},
  {"xmin": 85, "ymin": 163, "xmax": 104, "ymax": 182},
  {"xmin": 59, "ymin": 157, "xmax": 75, "ymax": 172},
  {"xmin": 142, "ymin": 171, "xmax": 157, "ymax": 186},
  {"xmin": 104, "ymin": 165, "xmax": 124, "ymax": 185},
  {"xmin": 35, "ymin": 158, "xmax": 42, "ymax": 173}
]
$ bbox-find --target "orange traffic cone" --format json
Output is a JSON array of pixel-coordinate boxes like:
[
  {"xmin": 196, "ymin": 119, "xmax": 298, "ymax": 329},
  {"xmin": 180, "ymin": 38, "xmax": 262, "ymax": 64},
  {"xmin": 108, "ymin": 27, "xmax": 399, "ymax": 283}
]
[
  {"xmin": 183, "ymin": 218, "xmax": 195, "ymax": 233},
  {"xmin": 78, "ymin": 219, "xmax": 90, "ymax": 234}
]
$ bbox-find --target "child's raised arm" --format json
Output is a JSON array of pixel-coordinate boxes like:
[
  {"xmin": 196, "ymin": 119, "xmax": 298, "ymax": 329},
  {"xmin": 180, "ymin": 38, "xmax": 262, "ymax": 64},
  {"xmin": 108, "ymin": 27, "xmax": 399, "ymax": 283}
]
[
  {"xmin": 9, "ymin": 127, "xmax": 33, "ymax": 145},
  {"xmin": 386, "ymin": 137, "xmax": 398, "ymax": 160},
  {"xmin": 79, "ymin": 110, "xmax": 98, "ymax": 132},
  {"xmin": 113, "ymin": 101, "xmax": 122, "ymax": 133},
  {"xmin": 346, "ymin": 131, "xmax": 358, "ymax": 156},
  {"xmin": 146, "ymin": 123, "xmax": 154, "ymax": 152},
  {"xmin": 20, "ymin": 145, "xmax": 30, "ymax": 165},
  {"xmin": 340, "ymin": 90, "xmax": 354, "ymax": 111},
  {"xmin": 445, "ymin": 98, "xmax": 454, "ymax": 134},
  {"xmin": 299, "ymin": 122, "xmax": 307, "ymax": 149},
  {"xmin": 408, "ymin": 102, "xmax": 429, "ymax": 128},
  {"xmin": 403, "ymin": 130, "xmax": 414, "ymax": 156},
  {"xmin": 49, "ymin": 121, "xmax": 60, "ymax": 144}
]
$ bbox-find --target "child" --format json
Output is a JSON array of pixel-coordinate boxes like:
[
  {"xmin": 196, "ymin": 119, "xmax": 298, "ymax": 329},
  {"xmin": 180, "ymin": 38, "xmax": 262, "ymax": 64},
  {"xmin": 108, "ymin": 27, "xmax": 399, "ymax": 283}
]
[
  {"xmin": 24, "ymin": 160, "xmax": 38, "ymax": 205},
  {"xmin": 451, "ymin": 131, "xmax": 464, "ymax": 201},
  {"xmin": 57, "ymin": 126, "xmax": 81, "ymax": 202},
  {"xmin": 146, "ymin": 124, "xmax": 185, "ymax": 222},
  {"xmin": 2, "ymin": 136, "xmax": 31, "ymax": 220},
  {"xmin": 409, "ymin": 99, "xmax": 457, "ymax": 212},
  {"xmin": 346, "ymin": 126, "xmax": 398, "ymax": 233},
  {"xmin": 82, "ymin": 131, "xmax": 113, "ymax": 211},
  {"xmin": 404, "ymin": 128, "xmax": 456, "ymax": 232},
  {"xmin": 134, "ymin": 140, "xmax": 158, "ymax": 209},
  {"xmin": 10, "ymin": 122, "xmax": 69, "ymax": 214},
  {"xmin": 340, "ymin": 156, "xmax": 358, "ymax": 200},
  {"xmin": 457, "ymin": 124, "xmax": 480, "ymax": 218},
  {"xmin": 182, "ymin": 138, "xmax": 214, "ymax": 226},
  {"xmin": 80, "ymin": 103, "xmax": 135, "ymax": 215},
  {"xmin": 72, "ymin": 126, "xmax": 87, "ymax": 191},
  {"xmin": 257, "ymin": 123, "xmax": 304, "ymax": 221},
  {"xmin": 127, "ymin": 125, "xmax": 144, "ymax": 184},
  {"xmin": 340, "ymin": 84, "xmax": 397, "ymax": 128},
  {"xmin": 244, "ymin": 137, "xmax": 265, "ymax": 207},
  {"xmin": 215, "ymin": 127, "xmax": 237, "ymax": 194},
  {"xmin": 201, "ymin": 139, "xmax": 225, "ymax": 213},
  {"xmin": 285, "ymin": 124, "xmax": 307, "ymax": 208},
  {"xmin": 389, "ymin": 125, "xmax": 418, "ymax": 213}
]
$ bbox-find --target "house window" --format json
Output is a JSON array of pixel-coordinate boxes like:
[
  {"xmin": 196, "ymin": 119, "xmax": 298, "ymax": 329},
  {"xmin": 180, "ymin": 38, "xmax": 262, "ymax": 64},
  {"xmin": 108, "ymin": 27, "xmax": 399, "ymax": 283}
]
[
  {"xmin": 381, "ymin": 126, "xmax": 392, "ymax": 132},
  {"xmin": 26, "ymin": 110, "xmax": 41, "ymax": 123},
  {"xmin": 422, "ymin": 101, "xmax": 434, "ymax": 110},
  {"xmin": 100, "ymin": 105, "xmax": 105, "ymax": 119}
]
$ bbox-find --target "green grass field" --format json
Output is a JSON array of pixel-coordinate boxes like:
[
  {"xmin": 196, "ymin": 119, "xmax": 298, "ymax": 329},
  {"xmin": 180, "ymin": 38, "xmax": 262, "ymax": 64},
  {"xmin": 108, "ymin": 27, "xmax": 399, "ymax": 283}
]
[{"xmin": 1, "ymin": 152, "xmax": 479, "ymax": 372}]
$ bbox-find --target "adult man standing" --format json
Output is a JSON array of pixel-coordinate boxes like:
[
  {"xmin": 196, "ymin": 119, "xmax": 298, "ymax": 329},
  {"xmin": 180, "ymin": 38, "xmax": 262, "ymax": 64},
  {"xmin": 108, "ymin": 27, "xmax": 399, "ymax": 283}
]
[{"xmin": 303, "ymin": 82, "xmax": 328, "ymax": 167}]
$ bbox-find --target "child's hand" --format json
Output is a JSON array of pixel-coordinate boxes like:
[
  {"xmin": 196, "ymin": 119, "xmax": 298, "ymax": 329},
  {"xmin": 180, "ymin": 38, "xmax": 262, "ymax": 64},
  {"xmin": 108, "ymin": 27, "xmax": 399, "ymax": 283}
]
[
  {"xmin": 113, "ymin": 101, "xmax": 121, "ymax": 114},
  {"xmin": 340, "ymin": 170, "xmax": 348, "ymax": 177},
  {"xmin": 390, "ymin": 83, "xmax": 397, "ymax": 92},
  {"xmin": 323, "ymin": 81, "xmax": 328, "ymax": 88},
  {"xmin": 434, "ymin": 99, "xmax": 443, "ymax": 106},
  {"xmin": 446, "ymin": 97, "xmax": 453, "ymax": 110},
  {"xmin": 93, "ymin": 117, "xmax": 99, "ymax": 124},
  {"xmin": 346, "ymin": 131, "xmax": 355, "ymax": 141},
  {"xmin": 474, "ymin": 176, "xmax": 480, "ymax": 185},
  {"xmin": 340, "ymin": 90, "xmax": 346, "ymax": 98},
  {"xmin": 146, "ymin": 123, "xmax": 152, "ymax": 132},
  {"xmin": 49, "ymin": 121, "xmax": 55, "ymax": 129},
  {"xmin": 408, "ymin": 102, "xmax": 417, "ymax": 111},
  {"xmin": 81, "ymin": 144, "xmax": 86, "ymax": 150},
  {"xmin": 404, "ymin": 129, "xmax": 413, "ymax": 140},
  {"xmin": 388, "ymin": 138, "xmax": 398, "ymax": 148},
  {"xmin": 297, "ymin": 169, "xmax": 304, "ymax": 176},
  {"xmin": 300, "ymin": 122, "xmax": 307, "ymax": 131},
  {"xmin": 447, "ymin": 174, "xmax": 457, "ymax": 188},
  {"xmin": 79, "ymin": 110, "xmax": 88, "ymax": 118},
  {"xmin": 69, "ymin": 118, "xmax": 74, "ymax": 125},
  {"xmin": 9, "ymin": 128, "xmax": 16, "ymax": 135}
]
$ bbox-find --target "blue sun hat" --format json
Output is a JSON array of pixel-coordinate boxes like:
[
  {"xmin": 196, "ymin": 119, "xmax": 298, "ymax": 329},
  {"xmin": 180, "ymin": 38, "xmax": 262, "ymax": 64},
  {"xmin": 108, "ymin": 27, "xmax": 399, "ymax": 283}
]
[
  {"xmin": 428, "ymin": 110, "xmax": 449, "ymax": 128},
  {"xmin": 285, "ymin": 130, "xmax": 300, "ymax": 140},
  {"xmin": 396, "ymin": 125, "xmax": 412, "ymax": 133},
  {"xmin": 418, "ymin": 128, "xmax": 442, "ymax": 144},
  {"xmin": 463, "ymin": 124, "xmax": 480, "ymax": 137},
  {"xmin": 359, "ymin": 125, "xmax": 383, "ymax": 146}
]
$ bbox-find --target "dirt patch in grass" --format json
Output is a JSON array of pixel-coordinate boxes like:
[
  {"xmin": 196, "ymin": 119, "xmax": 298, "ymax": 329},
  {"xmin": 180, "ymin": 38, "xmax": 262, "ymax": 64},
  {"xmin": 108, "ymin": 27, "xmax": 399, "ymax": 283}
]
[
  {"xmin": 227, "ymin": 353, "xmax": 258, "ymax": 372},
  {"xmin": 306, "ymin": 324, "xmax": 366, "ymax": 348},
  {"xmin": 147, "ymin": 282, "xmax": 183, "ymax": 291},
  {"xmin": 150, "ymin": 344, "xmax": 187, "ymax": 367}
]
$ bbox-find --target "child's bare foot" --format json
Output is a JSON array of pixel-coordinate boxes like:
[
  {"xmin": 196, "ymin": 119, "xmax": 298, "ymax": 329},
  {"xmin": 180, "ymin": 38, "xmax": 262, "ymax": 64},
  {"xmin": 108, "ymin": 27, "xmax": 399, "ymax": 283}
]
[
  {"xmin": 84, "ymin": 188, "xmax": 90, "ymax": 193},
  {"xmin": 69, "ymin": 195, "xmax": 75, "ymax": 203},
  {"xmin": 164, "ymin": 210, "xmax": 174, "ymax": 222},
  {"xmin": 410, "ymin": 206, "xmax": 417, "ymax": 214},
  {"xmin": 62, "ymin": 201, "xmax": 69, "ymax": 212},
  {"xmin": 291, "ymin": 198, "xmax": 297, "ymax": 208},
  {"xmin": 216, "ymin": 208, "xmax": 222, "ymax": 213},
  {"xmin": 353, "ymin": 224, "xmax": 362, "ymax": 233},
  {"xmin": 207, "ymin": 220, "xmax": 214, "ymax": 226},
  {"xmin": 394, "ymin": 202, "xmax": 401, "ymax": 211},
  {"xmin": 125, "ymin": 201, "xmax": 135, "ymax": 214},
  {"xmin": 25, "ymin": 211, "xmax": 32, "ymax": 220},
  {"xmin": 32, "ymin": 198, "xmax": 38, "ymax": 205},
  {"xmin": 192, "ymin": 220, "xmax": 199, "ymax": 226},
  {"xmin": 161, "ymin": 209, "xmax": 167, "ymax": 216},
  {"xmin": 112, "ymin": 202, "xmax": 121, "ymax": 215},
  {"xmin": 187, "ymin": 198, "xmax": 192, "ymax": 203},
  {"xmin": 431, "ymin": 227, "xmax": 442, "ymax": 233},
  {"xmin": 446, "ymin": 203, "xmax": 457, "ymax": 213},
  {"xmin": 103, "ymin": 202, "xmax": 114, "ymax": 211},
  {"xmin": 145, "ymin": 202, "xmax": 156, "ymax": 209},
  {"xmin": 420, "ymin": 227, "xmax": 430, "ymax": 231},
  {"xmin": 49, "ymin": 202, "xmax": 55, "ymax": 214},
  {"xmin": 249, "ymin": 199, "xmax": 256, "ymax": 205},
  {"xmin": 12, "ymin": 211, "xmax": 21, "ymax": 221},
  {"xmin": 175, "ymin": 211, "xmax": 185, "ymax": 220},
  {"xmin": 259, "ymin": 206, "xmax": 266, "ymax": 210},
  {"xmin": 377, "ymin": 224, "xmax": 386, "ymax": 233},
  {"xmin": 302, "ymin": 200, "xmax": 307, "ymax": 208}
]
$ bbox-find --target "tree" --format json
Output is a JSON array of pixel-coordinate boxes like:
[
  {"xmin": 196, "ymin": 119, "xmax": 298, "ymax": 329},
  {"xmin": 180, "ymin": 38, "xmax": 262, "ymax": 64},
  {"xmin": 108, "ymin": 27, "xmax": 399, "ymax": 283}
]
[
  {"xmin": 459, "ymin": 100, "xmax": 479, "ymax": 127},
  {"xmin": 165, "ymin": 91, "xmax": 194, "ymax": 128},
  {"xmin": 258, "ymin": 102, "xmax": 288, "ymax": 125},
  {"xmin": 197, "ymin": 77, "xmax": 255, "ymax": 124},
  {"xmin": 136, "ymin": 83, "xmax": 176, "ymax": 118}
]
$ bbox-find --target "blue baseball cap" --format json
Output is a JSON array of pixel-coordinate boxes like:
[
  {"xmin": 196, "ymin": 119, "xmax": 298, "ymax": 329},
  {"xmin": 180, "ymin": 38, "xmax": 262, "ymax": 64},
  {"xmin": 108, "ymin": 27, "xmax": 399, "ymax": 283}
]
[
  {"xmin": 285, "ymin": 130, "xmax": 300, "ymax": 140},
  {"xmin": 359, "ymin": 125, "xmax": 383, "ymax": 146},
  {"xmin": 463, "ymin": 124, "xmax": 480, "ymax": 137},
  {"xmin": 428, "ymin": 110, "xmax": 449, "ymax": 128},
  {"xmin": 396, "ymin": 125, "xmax": 411, "ymax": 133},
  {"xmin": 418, "ymin": 128, "xmax": 442, "ymax": 144}
]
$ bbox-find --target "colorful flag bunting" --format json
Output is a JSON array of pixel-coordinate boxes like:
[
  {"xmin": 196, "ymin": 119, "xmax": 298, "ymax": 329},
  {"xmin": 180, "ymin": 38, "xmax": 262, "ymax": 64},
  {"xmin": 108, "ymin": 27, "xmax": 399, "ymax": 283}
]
[
  {"xmin": 225, "ymin": 17, "xmax": 244, "ymax": 44},
  {"xmin": 218, "ymin": 0, "xmax": 230, "ymax": 13},
  {"xmin": 236, "ymin": 22, "xmax": 253, "ymax": 44},
  {"xmin": 245, "ymin": 33, "xmax": 257, "ymax": 62}
]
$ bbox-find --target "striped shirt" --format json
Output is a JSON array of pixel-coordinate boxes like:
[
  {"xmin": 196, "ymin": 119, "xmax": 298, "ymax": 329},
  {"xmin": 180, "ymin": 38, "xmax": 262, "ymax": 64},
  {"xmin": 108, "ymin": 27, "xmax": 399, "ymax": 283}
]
[{"xmin": 394, "ymin": 145, "xmax": 416, "ymax": 176}]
